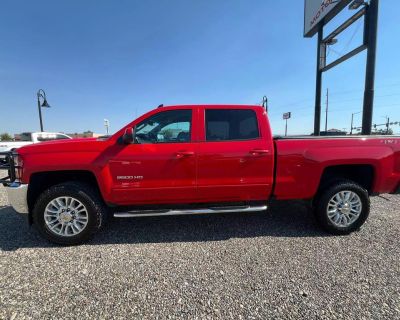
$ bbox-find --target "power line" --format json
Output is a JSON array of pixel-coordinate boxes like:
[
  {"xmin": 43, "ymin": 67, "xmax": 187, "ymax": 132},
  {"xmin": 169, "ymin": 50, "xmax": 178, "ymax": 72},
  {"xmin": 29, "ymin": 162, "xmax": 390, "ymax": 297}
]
[
  {"xmin": 268, "ymin": 93, "xmax": 400, "ymax": 117},
  {"xmin": 271, "ymin": 82, "xmax": 400, "ymax": 111}
]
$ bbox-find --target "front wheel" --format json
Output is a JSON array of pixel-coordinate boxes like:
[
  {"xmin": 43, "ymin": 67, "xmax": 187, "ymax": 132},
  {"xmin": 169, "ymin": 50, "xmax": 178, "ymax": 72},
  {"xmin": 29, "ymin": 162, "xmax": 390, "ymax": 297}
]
[
  {"xmin": 314, "ymin": 180, "xmax": 370, "ymax": 235},
  {"xmin": 32, "ymin": 182, "xmax": 108, "ymax": 245}
]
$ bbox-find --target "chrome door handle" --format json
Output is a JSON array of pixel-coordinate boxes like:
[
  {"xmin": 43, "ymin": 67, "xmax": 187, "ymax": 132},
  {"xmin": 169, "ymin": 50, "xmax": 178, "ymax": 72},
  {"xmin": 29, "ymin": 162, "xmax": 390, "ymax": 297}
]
[
  {"xmin": 250, "ymin": 149, "xmax": 270, "ymax": 156},
  {"xmin": 175, "ymin": 151, "xmax": 195, "ymax": 158}
]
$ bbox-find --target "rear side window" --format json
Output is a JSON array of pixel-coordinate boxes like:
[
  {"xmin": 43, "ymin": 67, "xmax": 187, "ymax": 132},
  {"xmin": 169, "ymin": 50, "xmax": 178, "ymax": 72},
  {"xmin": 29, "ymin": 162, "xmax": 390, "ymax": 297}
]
[{"xmin": 205, "ymin": 109, "xmax": 259, "ymax": 141}]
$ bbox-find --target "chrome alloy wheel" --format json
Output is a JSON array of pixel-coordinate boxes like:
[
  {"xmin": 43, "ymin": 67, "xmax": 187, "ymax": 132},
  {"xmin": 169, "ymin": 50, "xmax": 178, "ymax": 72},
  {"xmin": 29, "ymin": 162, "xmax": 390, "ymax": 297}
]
[
  {"xmin": 327, "ymin": 191, "xmax": 362, "ymax": 228},
  {"xmin": 44, "ymin": 197, "xmax": 89, "ymax": 237}
]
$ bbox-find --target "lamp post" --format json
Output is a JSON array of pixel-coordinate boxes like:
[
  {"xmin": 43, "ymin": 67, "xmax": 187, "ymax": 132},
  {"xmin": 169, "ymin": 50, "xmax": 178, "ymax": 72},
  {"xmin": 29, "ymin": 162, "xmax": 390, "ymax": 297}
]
[
  {"xmin": 350, "ymin": 111, "xmax": 362, "ymax": 135},
  {"xmin": 37, "ymin": 89, "xmax": 51, "ymax": 132}
]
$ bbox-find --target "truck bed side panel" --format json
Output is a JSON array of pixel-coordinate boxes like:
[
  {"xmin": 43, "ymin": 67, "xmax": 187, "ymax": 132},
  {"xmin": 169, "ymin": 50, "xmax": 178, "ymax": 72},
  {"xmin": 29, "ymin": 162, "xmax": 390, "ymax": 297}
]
[{"xmin": 273, "ymin": 137, "xmax": 400, "ymax": 200}]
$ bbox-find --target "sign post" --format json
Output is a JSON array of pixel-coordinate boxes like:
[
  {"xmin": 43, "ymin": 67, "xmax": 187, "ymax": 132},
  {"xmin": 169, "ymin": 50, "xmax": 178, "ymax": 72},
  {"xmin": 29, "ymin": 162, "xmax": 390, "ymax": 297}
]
[
  {"xmin": 283, "ymin": 112, "xmax": 291, "ymax": 136},
  {"xmin": 304, "ymin": 0, "xmax": 379, "ymax": 136},
  {"xmin": 361, "ymin": 0, "xmax": 379, "ymax": 135}
]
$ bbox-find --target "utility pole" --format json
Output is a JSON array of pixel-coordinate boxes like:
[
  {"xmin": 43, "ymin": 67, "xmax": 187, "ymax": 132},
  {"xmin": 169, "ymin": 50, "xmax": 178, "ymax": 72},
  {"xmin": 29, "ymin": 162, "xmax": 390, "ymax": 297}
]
[
  {"xmin": 386, "ymin": 116, "xmax": 390, "ymax": 134},
  {"xmin": 325, "ymin": 88, "xmax": 329, "ymax": 132},
  {"xmin": 350, "ymin": 114, "xmax": 354, "ymax": 135},
  {"xmin": 361, "ymin": 0, "xmax": 379, "ymax": 135}
]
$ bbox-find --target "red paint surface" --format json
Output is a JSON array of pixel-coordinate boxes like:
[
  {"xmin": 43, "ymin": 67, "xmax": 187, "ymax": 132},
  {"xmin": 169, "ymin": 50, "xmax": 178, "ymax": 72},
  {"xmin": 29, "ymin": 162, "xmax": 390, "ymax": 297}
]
[{"xmin": 17, "ymin": 105, "xmax": 400, "ymax": 205}]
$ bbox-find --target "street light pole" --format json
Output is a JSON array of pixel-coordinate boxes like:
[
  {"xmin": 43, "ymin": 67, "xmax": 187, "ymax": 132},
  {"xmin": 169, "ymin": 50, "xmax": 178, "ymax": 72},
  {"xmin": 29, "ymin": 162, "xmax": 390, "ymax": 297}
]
[
  {"xmin": 36, "ymin": 89, "xmax": 51, "ymax": 132},
  {"xmin": 37, "ymin": 95, "xmax": 44, "ymax": 132}
]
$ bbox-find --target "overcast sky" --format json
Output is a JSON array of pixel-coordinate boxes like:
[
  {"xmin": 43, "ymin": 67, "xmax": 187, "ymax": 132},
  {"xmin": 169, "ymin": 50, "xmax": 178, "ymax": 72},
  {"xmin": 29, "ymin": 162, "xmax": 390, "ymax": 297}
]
[{"xmin": 0, "ymin": 0, "xmax": 399, "ymax": 135}]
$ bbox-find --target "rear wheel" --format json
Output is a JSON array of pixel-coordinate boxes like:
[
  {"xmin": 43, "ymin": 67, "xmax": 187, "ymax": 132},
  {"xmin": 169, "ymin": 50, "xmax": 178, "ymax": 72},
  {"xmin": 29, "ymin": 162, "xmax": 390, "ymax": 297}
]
[
  {"xmin": 33, "ymin": 182, "xmax": 107, "ymax": 245},
  {"xmin": 314, "ymin": 180, "xmax": 370, "ymax": 235}
]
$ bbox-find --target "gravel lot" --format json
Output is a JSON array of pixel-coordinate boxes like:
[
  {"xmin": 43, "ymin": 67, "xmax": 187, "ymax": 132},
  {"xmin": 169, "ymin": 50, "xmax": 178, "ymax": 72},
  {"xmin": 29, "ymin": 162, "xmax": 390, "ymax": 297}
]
[{"xmin": 0, "ymin": 178, "xmax": 399, "ymax": 319}]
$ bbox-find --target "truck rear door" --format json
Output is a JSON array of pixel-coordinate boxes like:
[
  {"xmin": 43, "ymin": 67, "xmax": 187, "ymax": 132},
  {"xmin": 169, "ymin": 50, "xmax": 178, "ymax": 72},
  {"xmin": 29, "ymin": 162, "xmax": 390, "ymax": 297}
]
[{"xmin": 196, "ymin": 106, "xmax": 274, "ymax": 202}]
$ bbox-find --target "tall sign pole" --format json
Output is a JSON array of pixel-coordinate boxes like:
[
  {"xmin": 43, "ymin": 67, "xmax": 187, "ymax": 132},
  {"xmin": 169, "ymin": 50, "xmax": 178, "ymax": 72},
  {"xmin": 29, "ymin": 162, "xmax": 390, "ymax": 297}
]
[
  {"xmin": 361, "ymin": 0, "xmax": 379, "ymax": 135},
  {"xmin": 314, "ymin": 24, "xmax": 323, "ymax": 136},
  {"xmin": 283, "ymin": 112, "xmax": 291, "ymax": 136},
  {"xmin": 325, "ymin": 88, "xmax": 329, "ymax": 132},
  {"xmin": 305, "ymin": 0, "xmax": 379, "ymax": 136}
]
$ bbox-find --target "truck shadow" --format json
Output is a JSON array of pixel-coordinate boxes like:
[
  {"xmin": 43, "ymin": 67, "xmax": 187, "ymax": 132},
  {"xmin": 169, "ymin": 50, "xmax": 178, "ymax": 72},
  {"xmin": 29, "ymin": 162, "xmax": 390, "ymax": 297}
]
[{"xmin": 0, "ymin": 201, "xmax": 329, "ymax": 251}]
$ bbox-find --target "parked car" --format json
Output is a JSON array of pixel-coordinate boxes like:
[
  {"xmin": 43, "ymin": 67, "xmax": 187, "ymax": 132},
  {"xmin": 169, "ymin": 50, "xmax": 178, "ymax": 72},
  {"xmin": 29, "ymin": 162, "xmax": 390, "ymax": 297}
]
[
  {"xmin": 1, "ymin": 105, "xmax": 400, "ymax": 245},
  {"xmin": 0, "ymin": 132, "xmax": 71, "ymax": 153}
]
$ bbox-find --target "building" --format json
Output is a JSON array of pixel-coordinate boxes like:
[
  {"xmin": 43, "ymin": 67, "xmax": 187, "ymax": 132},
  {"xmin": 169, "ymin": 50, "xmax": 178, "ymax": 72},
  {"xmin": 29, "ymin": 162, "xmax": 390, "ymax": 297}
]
[{"xmin": 67, "ymin": 131, "xmax": 104, "ymax": 138}]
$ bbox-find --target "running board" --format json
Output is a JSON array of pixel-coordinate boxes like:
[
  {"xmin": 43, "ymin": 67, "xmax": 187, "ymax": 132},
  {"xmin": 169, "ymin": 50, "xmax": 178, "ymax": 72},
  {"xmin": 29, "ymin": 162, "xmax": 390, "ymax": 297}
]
[{"xmin": 114, "ymin": 205, "xmax": 267, "ymax": 218}]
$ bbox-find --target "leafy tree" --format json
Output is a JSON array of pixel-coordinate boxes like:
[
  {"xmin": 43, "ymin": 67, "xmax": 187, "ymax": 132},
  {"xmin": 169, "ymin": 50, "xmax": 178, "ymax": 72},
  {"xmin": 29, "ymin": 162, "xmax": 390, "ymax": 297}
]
[{"xmin": 0, "ymin": 133, "xmax": 12, "ymax": 141}]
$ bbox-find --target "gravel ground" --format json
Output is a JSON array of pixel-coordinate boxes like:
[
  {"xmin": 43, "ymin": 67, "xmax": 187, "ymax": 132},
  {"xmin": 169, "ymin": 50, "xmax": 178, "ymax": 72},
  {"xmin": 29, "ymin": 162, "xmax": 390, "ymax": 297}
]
[{"xmin": 0, "ymin": 178, "xmax": 399, "ymax": 319}]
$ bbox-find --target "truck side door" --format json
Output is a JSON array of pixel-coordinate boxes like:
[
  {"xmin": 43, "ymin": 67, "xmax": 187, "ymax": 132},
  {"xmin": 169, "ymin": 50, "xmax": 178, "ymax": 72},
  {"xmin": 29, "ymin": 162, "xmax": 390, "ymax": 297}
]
[
  {"xmin": 108, "ymin": 109, "xmax": 198, "ymax": 205},
  {"xmin": 197, "ymin": 107, "xmax": 274, "ymax": 202}
]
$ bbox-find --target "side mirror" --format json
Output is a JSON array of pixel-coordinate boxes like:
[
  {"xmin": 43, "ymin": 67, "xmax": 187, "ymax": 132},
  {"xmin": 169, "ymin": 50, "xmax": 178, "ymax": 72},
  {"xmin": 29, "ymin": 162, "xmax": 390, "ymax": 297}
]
[{"xmin": 122, "ymin": 127, "xmax": 134, "ymax": 144}]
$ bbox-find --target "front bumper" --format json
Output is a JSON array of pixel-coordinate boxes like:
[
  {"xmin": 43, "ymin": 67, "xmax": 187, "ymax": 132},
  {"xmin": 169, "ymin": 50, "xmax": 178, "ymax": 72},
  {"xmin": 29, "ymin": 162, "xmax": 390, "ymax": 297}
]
[{"xmin": 5, "ymin": 183, "xmax": 29, "ymax": 215}]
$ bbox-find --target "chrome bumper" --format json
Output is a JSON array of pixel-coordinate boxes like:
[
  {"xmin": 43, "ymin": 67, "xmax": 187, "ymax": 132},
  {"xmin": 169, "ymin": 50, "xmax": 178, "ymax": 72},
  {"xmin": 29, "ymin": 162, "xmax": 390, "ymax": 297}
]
[{"xmin": 5, "ymin": 183, "xmax": 29, "ymax": 215}]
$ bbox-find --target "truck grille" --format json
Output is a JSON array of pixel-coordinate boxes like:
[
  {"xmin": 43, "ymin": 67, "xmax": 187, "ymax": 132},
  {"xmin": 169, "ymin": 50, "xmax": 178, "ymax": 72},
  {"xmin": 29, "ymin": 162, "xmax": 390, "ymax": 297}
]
[{"xmin": 0, "ymin": 152, "xmax": 17, "ymax": 185}]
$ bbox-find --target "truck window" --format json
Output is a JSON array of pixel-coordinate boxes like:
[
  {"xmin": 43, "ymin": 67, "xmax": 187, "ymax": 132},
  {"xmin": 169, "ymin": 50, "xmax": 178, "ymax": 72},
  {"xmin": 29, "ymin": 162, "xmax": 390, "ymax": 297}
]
[
  {"xmin": 206, "ymin": 109, "xmax": 259, "ymax": 141},
  {"xmin": 17, "ymin": 133, "xmax": 33, "ymax": 141},
  {"xmin": 135, "ymin": 110, "xmax": 192, "ymax": 144}
]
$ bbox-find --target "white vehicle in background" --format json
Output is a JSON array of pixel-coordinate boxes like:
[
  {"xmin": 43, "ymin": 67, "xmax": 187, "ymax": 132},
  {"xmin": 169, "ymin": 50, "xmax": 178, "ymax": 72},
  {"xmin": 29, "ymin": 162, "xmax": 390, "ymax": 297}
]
[{"xmin": 0, "ymin": 132, "xmax": 72, "ymax": 152}]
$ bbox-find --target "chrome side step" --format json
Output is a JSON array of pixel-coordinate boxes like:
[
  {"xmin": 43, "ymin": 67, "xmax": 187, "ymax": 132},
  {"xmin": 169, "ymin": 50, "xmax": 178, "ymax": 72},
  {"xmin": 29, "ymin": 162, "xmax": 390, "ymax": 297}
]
[{"xmin": 114, "ymin": 205, "xmax": 267, "ymax": 218}]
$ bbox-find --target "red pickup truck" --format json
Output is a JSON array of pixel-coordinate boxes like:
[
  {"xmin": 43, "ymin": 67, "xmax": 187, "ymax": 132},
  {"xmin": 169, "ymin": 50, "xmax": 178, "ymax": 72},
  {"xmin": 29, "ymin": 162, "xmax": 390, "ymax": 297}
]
[{"xmin": 2, "ymin": 105, "xmax": 400, "ymax": 245}]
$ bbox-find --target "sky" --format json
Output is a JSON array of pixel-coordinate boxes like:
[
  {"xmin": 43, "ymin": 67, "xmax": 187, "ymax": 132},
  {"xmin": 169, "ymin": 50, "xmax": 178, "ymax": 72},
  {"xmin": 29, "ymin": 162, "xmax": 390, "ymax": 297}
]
[{"xmin": 0, "ymin": 0, "xmax": 399, "ymax": 136}]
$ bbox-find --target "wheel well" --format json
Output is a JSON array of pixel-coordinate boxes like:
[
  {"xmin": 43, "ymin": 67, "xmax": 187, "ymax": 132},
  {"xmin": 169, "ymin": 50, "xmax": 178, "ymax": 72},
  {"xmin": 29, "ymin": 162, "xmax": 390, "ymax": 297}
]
[
  {"xmin": 319, "ymin": 165, "xmax": 375, "ymax": 194},
  {"xmin": 27, "ymin": 170, "xmax": 102, "ymax": 215}
]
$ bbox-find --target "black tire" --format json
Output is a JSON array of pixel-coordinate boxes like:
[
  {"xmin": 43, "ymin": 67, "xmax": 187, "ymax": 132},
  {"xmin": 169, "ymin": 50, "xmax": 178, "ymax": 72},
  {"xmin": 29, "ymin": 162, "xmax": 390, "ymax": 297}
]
[
  {"xmin": 313, "ymin": 180, "xmax": 370, "ymax": 235},
  {"xmin": 32, "ymin": 182, "xmax": 108, "ymax": 245}
]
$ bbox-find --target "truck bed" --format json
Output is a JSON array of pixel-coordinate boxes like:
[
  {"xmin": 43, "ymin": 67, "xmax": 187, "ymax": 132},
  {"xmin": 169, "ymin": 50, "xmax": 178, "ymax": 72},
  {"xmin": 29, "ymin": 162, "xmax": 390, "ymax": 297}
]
[{"xmin": 273, "ymin": 135, "xmax": 400, "ymax": 200}]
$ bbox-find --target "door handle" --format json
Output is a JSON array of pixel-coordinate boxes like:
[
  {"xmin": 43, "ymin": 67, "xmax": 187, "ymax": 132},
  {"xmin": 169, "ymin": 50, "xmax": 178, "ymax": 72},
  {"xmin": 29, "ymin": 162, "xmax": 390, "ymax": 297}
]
[
  {"xmin": 175, "ymin": 151, "xmax": 195, "ymax": 158},
  {"xmin": 249, "ymin": 149, "xmax": 270, "ymax": 156}
]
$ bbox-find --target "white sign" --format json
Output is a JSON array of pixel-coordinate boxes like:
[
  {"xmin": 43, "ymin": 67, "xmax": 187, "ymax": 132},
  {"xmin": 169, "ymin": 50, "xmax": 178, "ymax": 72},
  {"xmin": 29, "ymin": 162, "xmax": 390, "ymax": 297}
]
[
  {"xmin": 283, "ymin": 112, "xmax": 291, "ymax": 120},
  {"xmin": 304, "ymin": 0, "xmax": 352, "ymax": 37}
]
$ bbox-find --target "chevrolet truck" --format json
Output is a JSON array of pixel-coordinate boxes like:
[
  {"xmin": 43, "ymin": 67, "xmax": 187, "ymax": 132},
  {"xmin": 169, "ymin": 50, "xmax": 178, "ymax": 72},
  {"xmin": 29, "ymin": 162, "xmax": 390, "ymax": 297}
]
[{"xmin": 1, "ymin": 105, "xmax": 400, "ymax": 245}]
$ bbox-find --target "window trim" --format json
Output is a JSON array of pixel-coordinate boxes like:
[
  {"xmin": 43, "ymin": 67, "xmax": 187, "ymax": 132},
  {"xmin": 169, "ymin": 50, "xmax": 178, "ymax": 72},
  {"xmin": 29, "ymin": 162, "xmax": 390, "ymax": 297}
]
[{"xmin": 204, "ymin": 109, "xmax": 261, "ymax": 142}]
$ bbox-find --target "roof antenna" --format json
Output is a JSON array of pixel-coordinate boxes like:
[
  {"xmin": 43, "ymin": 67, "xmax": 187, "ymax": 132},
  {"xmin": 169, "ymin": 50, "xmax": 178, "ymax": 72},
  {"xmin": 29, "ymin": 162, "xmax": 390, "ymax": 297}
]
[
  {"xmin": 262, "ymin": 96, "xmax": 268, "ymax": 112},
  {"xmin": 157, "ymin": 104, "xmax": 164, "ymax": 108}
]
